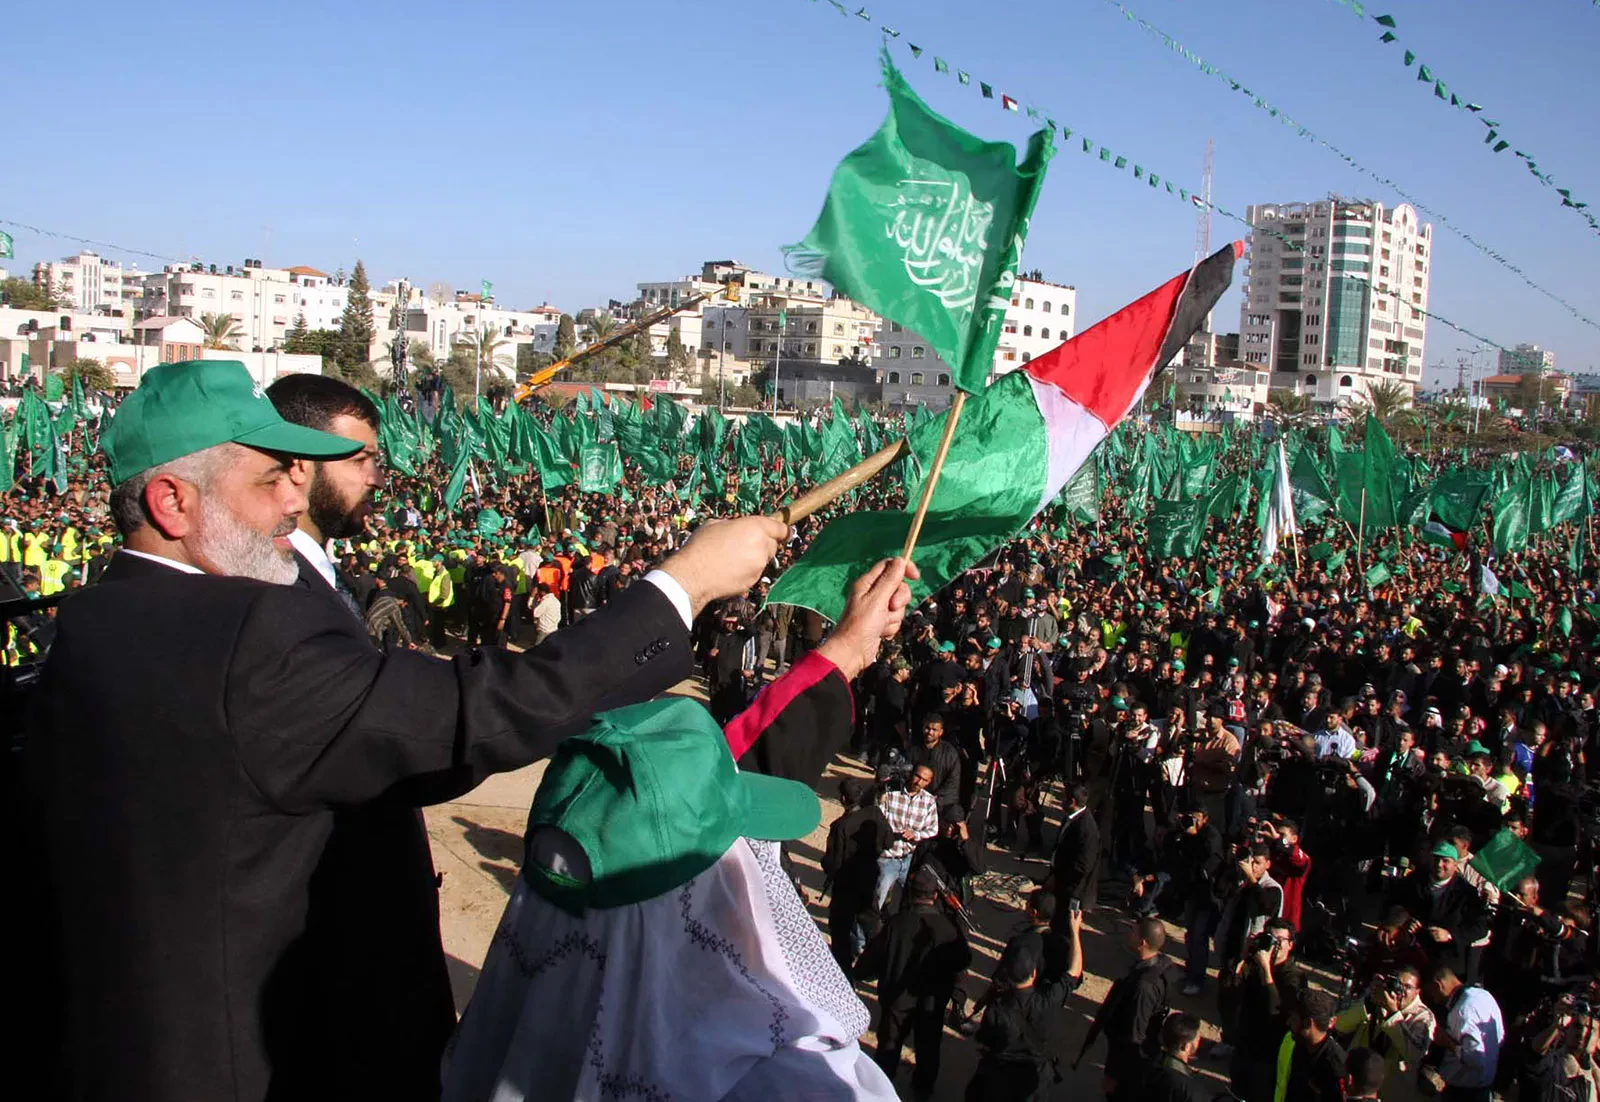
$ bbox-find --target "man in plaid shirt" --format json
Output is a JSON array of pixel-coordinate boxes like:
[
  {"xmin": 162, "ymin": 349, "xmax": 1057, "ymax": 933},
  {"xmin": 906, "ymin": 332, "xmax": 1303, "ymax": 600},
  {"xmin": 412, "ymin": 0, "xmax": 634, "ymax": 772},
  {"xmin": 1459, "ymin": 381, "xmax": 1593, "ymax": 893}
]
[{"xmin": 874, "ymin": 765, "xmax": 939, "ymax": 909}]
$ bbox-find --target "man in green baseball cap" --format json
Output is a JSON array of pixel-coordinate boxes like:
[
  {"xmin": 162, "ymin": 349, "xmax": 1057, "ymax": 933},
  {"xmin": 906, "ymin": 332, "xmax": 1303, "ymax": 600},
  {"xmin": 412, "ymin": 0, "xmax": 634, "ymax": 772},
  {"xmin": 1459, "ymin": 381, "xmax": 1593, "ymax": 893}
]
[
  {"xmin": 101, "ymin": 360, "xmax": 363, "ymax": 583},
  {"xmin": 26, "ymin": 354, "xmax": 804, "ymax": 1100}
]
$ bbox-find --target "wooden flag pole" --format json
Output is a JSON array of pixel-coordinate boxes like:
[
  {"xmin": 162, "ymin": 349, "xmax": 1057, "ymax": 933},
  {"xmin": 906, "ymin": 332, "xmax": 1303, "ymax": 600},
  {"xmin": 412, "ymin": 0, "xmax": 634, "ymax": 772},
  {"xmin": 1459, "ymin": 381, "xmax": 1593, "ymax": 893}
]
[
  {"xmin": 901, "ymin": 391, "xmax": 968, "ymax": 559},
  {"xmin": 769, "ymin": 438, "xmax": 909, "ymax": 526}
]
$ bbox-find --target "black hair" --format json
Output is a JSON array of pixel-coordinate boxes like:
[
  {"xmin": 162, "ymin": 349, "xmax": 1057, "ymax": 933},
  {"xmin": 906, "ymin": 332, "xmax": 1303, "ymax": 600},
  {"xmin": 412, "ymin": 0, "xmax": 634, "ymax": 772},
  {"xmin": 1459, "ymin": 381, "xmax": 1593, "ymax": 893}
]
[
  {"xmin": 267, "ymin": 373, "xmax": 381, "ymax": 433},
  {"xmin": 1346, "ymin": 1048, "xmax": 1386, "ymax": 1095},
  {"xmin": 1160, "ymin": 1012, "xmax": 1201, "ymax": 1055}
]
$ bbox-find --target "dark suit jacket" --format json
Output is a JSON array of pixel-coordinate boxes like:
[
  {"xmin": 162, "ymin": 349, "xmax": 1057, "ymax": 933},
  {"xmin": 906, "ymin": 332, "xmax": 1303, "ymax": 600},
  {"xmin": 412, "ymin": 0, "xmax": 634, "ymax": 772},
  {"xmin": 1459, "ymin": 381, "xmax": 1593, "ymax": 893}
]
[
  {"xmin": 1051, "ymin": 808, "xmax": 1100, "ymax": 906},
  {"xmin": 22, "ymin": 550, "xmax": 690, "ymax": 1102},
  {"xmin": 287, "ymin": 550, "xmax": 457, "ymax": 1101}
]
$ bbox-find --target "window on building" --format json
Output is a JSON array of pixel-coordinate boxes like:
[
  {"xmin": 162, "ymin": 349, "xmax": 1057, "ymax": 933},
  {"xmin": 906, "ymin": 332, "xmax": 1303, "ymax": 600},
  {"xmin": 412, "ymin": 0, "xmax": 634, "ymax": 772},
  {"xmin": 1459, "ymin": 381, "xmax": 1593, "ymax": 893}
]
[
  {"xmin": 888, "ymin": 371, "xmax": 901, "ymax": 384},
  {"xmin": 937, "ymin": 373, "xmax": 950, "ymax": 386},
  {"xmin": 1022, "ymin": 353, "xmax": 1032, "ymax": 363},
  {"xmin": 832, "ymin": 322, "xmax": 843, "ymax": 334},
  {"xmin": 274, "ymin": 294, "xmax": 286, "ymax": 304},
  {"xmin": 201, "ymin": 288, "xmax": 215, "ymax": 298},
  {"xmin": 911, "ymin": 372, "xmax": 924, "ymax": 385},
  {"xmin": 1011, "ymin": 297, "xmax": 1020, "ymax": 307},
  {"xmin": 890, "ymin": 322, "xmax": 903, "ymax": 333},
  {"xmin": 1041, "ymin": 328, "xmax": 1050, "ymax": 340},
  {"xmin": 1339, "ymin": 375, "xmax": 1354, "ymax": 388},
  {"xmin": 831, "ymin": 345, "xmax": 842, "ymax": 356},
  {"xmin": 1024, "ymin": 298, "xmax": 1034, "ymax": 309},
  {"xmin": 1060, "ymin": 303, "xmax": 1070, "ymax": 316},
  {"xmin": 1023, "ymin": 325, "xmax": 1033, "ymax": 337},
  {"xmin": 1042, "ymin": 301, "xmax": 1051, "ymax": 312},
  {"xmin": 1305, "ymin": 374, "xmax": 1317, "ymax": 387},
  {"xmin": 911, "ymin": 346, "xmax": 925, "ymax": 358},
  {"xmin": 889, "ymin": 346, "xmax": 902, "ymax": 358}
]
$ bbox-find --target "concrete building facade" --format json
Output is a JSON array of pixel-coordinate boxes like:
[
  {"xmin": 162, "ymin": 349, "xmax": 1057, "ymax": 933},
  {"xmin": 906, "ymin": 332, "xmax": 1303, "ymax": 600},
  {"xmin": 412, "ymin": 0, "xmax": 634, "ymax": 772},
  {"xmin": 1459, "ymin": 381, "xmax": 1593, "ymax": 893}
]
[{"xmin": 1240, "ymin": 198, "xmax": 1431, "ymax": 406}]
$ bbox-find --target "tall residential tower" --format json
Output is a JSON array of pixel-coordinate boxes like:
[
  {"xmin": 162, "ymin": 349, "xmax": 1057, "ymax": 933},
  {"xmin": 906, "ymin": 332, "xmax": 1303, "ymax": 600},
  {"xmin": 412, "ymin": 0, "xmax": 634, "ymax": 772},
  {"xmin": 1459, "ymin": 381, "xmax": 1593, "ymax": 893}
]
[{"xmin": 1240, "ymin": 198, "xmax": 1431, "ymax": 405}]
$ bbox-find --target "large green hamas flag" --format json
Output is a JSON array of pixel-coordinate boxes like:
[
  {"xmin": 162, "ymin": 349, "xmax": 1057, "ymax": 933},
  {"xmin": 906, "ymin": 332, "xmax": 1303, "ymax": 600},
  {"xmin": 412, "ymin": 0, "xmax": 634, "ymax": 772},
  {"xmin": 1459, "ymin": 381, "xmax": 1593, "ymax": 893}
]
[{"xmin": 785, "ymin": 51, "xmax": 1053, "ymax": 394}]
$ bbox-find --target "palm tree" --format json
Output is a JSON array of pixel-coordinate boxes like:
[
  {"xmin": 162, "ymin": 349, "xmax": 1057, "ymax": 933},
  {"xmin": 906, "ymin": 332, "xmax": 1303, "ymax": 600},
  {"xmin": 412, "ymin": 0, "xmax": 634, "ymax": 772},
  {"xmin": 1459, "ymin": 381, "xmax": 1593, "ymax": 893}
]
[
  {"xmin": 1267, "ymin": 388, "xmax": 1312, "ymax": 425},
  {"xmin": 1363, "ymin": 380, "xmax": 1415, "ymax": 428},
  {"xmin": 581, "ymin": 312, "xmax": 617, "ymax": 347},
  {"xmin": 200, "ymin": 312, "xmax": 244, "ymax": 350},
  {"xmin": 453, "ymin": 324, "xmax": 512, "ymax": 398}
]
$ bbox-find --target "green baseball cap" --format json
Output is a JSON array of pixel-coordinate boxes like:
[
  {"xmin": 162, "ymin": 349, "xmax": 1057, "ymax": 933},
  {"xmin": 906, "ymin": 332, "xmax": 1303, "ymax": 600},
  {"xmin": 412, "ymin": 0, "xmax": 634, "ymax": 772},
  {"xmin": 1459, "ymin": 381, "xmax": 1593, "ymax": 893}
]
[
  {"xmin": 101, "ymin": 360, "xmax": 361, "ymax": 485},
  {"xmin": 522, "ymin": 698, "xmax": 820, "ymax": 913},
  {"xmin": 1431, "ymin": 842, "xmax": 1462, "ymax": 860}
]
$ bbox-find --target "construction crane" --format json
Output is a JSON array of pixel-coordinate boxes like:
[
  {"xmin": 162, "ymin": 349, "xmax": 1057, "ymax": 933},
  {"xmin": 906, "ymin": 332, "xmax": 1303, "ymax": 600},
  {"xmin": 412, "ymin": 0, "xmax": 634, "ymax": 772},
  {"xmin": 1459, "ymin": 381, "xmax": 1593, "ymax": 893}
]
[{"xmin": 512, "ymin": 279, "xmax": 744, "ymax": 403}]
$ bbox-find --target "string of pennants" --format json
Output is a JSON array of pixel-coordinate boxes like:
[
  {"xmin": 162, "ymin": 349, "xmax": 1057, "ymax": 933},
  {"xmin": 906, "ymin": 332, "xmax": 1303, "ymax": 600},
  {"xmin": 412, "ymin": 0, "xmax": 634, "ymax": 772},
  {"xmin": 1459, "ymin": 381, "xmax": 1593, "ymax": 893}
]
[
  {"xmin": 1326, "ymin": 0, "xmax": 1599, "ymax": 238},
  {"xmin": 1096, "ymin": 0, "xmax": 1600, "ymax": 333},
  {"xmin": 0, "ymin": 218, "xmax": 185, "ymax": 265},
  {"xmin": 804, "ymin": 1, "xmax": 1514, "ymax": 353}
]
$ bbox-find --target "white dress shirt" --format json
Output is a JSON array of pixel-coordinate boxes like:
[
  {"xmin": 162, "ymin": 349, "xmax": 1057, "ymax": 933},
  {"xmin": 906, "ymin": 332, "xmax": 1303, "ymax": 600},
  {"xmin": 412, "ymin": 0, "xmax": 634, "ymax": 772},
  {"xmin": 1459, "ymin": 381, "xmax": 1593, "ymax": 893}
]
[
  {"xmin": 288, "ymin": 528, "xmax": 337, "ymax": 591},
  {"xmin": 119, "ymin": 549, "xmax": 203, "ymax": 575}
]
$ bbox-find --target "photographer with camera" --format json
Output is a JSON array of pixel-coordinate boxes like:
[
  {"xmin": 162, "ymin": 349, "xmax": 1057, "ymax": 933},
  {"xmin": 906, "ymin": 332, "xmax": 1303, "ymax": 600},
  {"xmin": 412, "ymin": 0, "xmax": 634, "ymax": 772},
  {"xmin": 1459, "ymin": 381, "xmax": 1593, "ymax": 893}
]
[
  {"xmin": 1222, "ymin": 918, "xmax": 1305, "ymax": 1102},
  {"xmin": 1333, "ymin": 965, "xmax": 1437, "ymax": 1102},
  {"xmin": 1109, "ymin": 699, "xmax": 1160, "ymax": 873},
  {"xmin": 1056, "ymin": 659, "xmax": 1100, "ymax": 783},
  {"xmin": 1516, "ymin": 991, "xmax": 1600, "ymax": 1102}
]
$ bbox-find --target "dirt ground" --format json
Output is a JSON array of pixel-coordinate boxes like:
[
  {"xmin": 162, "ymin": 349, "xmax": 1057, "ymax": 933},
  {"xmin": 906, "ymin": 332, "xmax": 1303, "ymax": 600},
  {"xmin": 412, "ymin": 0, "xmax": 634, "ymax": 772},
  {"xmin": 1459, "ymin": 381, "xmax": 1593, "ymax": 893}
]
[{"xmin": 423, "ymin": 677, "xmax": 1236, "ymax": 1101}]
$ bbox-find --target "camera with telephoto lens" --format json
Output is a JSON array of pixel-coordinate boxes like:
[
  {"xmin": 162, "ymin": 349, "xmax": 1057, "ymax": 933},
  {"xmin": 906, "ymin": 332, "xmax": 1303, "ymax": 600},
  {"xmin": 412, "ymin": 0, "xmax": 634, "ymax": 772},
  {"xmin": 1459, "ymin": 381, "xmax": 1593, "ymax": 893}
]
[
  {"xmin": 1247, "ymin": 930, "xmax": 1276, "ymax": 956},
  {"xmin": 1378, "ymin": 973, "xmax": 1408, "ymax": 1002}
]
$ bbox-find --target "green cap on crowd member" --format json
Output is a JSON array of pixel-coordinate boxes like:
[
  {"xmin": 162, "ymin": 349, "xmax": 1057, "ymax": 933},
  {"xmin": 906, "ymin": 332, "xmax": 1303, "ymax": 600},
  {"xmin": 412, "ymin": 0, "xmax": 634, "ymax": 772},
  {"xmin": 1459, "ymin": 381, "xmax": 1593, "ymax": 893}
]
[
  {"xmin": 938, "ymin": 640, "xmax": 956, "ymax": 653},
  {"xmin": 1431, "ymin": 842, "xmax": 1462, "ymax": 861},
  {"xmin": 987, "ymin": 637, "xmax": 1003, "ymax": 650},
  {"xmin": 101, "ymin": 360, "xmax": 361, "ymax": 485},
  {"xmin": 522, "ymin": 698, "xmax": 820, "ymax": 913}
]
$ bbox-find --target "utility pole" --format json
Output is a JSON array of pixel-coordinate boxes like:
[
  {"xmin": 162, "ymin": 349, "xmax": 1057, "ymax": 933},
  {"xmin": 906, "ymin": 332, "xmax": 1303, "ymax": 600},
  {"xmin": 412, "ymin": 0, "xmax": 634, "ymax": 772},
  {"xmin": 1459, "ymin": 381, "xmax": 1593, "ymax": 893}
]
[
  {"xmin": 772, "ymin": 305, "xmax": 785, "ymax": 414},
  {"xmin": 390, "ymin": 278, "xmax": 410, "ymax": 402}
]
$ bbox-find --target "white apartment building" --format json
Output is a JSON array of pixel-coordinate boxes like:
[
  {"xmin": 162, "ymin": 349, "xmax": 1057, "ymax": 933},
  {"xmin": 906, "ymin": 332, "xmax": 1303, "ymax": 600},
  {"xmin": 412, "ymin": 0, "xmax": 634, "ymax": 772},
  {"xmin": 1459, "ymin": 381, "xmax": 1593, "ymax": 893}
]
[
  {"xmin": 1498, "ymin": 342, "xmax": 1556, "ymax": 377},
  {"xmin": 870, "ymin": 274, "xmax": 1078, "ymax": 391},
  {"xmin": 32, "ymin": 251, "xmax": 147, "ymax": 316},
  {"xmin": 740, "ymin": 295, "xmax": 877, "ymax": 369},
  {"xmin": 1240, "ymin": 198, "xmax": 1431, "ymax": 406},
  {"xmin": 136, "ymin": 259, "xmax": 350, "ymax": 353},
  {"xmin": 994, "ymin": 275, "xmax": 1077, "ymax": 376}
]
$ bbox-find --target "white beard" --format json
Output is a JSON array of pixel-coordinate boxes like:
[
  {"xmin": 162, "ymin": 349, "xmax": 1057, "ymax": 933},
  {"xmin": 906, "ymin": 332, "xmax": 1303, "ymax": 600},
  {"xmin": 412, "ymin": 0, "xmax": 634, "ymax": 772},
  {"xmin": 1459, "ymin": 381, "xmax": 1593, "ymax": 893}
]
[{"xmin": 194, "ymin": 495, "xmax": 298, "ymax": 584}]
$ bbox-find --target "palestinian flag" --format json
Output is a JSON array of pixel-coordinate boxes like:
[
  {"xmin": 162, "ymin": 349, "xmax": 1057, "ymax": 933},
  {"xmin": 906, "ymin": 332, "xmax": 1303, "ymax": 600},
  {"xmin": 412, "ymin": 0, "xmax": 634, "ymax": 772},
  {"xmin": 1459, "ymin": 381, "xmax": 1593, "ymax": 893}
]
[
  {"xmin": 1421, "ymin": 519, "xmax": 1468, "ymax": 553},
  {"xmin": 769, "ymin": 242, "xmax": 1240, "ymax": 621}
]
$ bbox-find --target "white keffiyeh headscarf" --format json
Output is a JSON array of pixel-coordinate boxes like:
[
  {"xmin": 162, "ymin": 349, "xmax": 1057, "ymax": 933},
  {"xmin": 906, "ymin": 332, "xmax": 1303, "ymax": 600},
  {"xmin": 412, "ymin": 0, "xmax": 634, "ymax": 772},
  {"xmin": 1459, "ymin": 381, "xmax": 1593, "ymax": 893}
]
[{"xmin": 442, "ymin": 837, "xmax": 894, "ymax": 1102}]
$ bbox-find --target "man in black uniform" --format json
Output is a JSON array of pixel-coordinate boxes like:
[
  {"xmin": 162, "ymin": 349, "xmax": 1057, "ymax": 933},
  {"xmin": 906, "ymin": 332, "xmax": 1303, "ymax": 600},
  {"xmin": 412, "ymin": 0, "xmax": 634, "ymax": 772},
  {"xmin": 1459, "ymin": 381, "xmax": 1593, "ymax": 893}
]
[
  {"xmin": 1075, "ymin": 915, "xmax": 1178, "ymax": 1098},
  {"xmin": 907, "ymin": 711, "xmax": 962, "ymax": 812},
  {"xmin": 964, "ymin": 909, "xmax": 1084, "ymax": 1101},
  {"xmin": 821, "ymin": 777, "xmax": 890, "ymax": 975},
  {"xmin": 863, "ymin": 864, "xmax": 974, "ymax": 1097},
  {"xmin": 1138, "ymin": 1013, "xmax": 1219, "ymax": 1102}
]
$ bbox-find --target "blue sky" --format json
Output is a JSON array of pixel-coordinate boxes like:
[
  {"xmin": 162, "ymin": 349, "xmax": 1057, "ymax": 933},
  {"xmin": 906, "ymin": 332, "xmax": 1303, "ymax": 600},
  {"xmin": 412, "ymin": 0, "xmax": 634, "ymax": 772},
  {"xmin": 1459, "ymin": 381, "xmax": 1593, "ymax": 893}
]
[{"xmin": 5, "ymin": 0, "xmax": 1598, "ymax": 385}]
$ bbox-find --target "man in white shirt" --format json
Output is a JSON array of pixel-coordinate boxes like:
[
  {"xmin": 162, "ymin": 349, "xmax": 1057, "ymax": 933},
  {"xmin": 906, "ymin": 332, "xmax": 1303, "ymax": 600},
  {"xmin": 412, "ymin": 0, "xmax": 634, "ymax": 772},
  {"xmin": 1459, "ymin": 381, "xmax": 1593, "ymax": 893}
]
[
  {"xmin": 1422, "ymin": 966, "xmax": 1504, "ymax": 1100},
  {"xmin": 532, "ymin": 583, "xmax": 563, "ymax": 644}
]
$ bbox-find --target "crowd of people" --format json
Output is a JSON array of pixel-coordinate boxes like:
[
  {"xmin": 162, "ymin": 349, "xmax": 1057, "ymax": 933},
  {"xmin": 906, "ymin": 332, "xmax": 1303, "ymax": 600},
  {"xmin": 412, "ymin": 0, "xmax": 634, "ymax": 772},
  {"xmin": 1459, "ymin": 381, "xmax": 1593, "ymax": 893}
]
[{"xmin": 6, "ymin": 367, "xmax": 1600, "ymax": 1101}]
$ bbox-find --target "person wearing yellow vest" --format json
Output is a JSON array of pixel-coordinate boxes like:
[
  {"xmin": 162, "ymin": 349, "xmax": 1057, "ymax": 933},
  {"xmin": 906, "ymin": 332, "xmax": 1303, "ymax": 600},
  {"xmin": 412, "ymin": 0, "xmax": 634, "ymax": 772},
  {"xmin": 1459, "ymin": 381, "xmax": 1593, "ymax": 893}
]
[
  {"xmin": 39, "ymin": 558, "xmax": 72, "ymax": 596},
  {"xmin": 23, "ymin": 532, "xmax": 47, "ymax": 569}
]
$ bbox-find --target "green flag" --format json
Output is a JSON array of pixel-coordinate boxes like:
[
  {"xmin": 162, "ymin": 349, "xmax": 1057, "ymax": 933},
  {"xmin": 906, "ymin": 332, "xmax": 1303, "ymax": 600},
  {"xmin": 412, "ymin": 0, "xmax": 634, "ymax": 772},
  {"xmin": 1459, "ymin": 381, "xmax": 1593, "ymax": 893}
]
[
  {"xmin": 1147, "ymin": 499, "xmax": 1208, "ymax": 558},
  {"xmin": 1060, "ymin": 461, "xmax": 1100, "ymax": 524},
  {"xmin": 578, "ymin": 443, "xmax": 621, "ymax": 493},
  {"xmin": 1492, "ymin": 479, "xmax": 1533, "ymax": 556},
  {"xmin": 1365, "ymin": 562, "xmax": 1393, "ymax": 588},
  {"xmin": 785, "ymin": 51, "xmax": 1053, "ymax": 393},
  {"xmin": 0, "ymin": 231, "xmax": 13, "ymax": 260}
]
